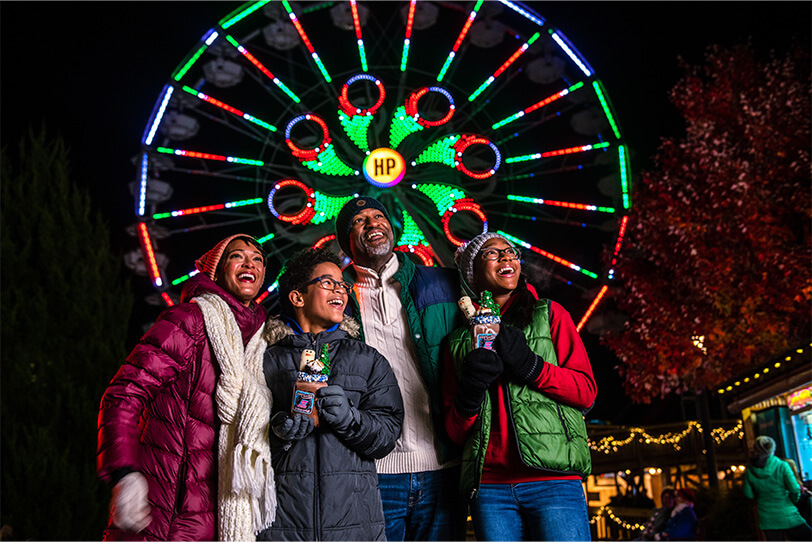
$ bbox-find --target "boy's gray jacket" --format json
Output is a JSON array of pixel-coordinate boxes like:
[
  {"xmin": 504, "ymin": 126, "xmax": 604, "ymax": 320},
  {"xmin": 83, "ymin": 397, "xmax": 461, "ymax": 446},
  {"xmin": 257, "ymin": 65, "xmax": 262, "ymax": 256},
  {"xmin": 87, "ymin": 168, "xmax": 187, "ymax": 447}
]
[{"xmin": 258, "ymin": 316, "xmax": 404, "ymax": 541}]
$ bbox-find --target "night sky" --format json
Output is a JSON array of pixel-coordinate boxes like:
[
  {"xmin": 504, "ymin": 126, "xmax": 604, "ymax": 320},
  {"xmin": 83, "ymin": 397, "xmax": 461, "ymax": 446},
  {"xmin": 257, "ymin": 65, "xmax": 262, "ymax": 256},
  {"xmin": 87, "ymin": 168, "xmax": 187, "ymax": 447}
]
[{"xmin": 2, "ymin": 1, "xmax": 809, "ymax": 424}]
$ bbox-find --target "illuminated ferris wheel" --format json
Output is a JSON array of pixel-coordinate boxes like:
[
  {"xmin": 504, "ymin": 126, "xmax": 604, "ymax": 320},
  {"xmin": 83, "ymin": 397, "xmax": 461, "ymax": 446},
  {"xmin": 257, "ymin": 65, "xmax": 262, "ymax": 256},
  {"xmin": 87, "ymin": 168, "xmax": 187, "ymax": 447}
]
[{"xmin": 126, "ymin": 0, "xmax": 632, "ymax": 330}]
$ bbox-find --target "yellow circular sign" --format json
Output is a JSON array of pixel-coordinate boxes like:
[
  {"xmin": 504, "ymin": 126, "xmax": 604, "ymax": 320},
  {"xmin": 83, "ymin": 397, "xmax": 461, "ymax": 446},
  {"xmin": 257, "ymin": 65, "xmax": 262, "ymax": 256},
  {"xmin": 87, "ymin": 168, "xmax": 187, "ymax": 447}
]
[{"xmin": 363, "ymin": 148, "xmax": 406, "ymax": 188}]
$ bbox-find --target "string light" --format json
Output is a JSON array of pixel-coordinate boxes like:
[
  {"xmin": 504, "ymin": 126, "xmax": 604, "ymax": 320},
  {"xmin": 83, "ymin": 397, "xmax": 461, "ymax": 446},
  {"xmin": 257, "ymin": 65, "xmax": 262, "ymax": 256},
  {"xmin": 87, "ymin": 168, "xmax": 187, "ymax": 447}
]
[
  {"xmin": 589, "ymin": 505, "xmax": 645, "ymax": 532},
  {"xmin": 717, "ymin": 343, "xmax": 810, "ymax": 395},
  {"xmin": 589, "ymin": 420, "xmax": 744, "ymax": 454}
]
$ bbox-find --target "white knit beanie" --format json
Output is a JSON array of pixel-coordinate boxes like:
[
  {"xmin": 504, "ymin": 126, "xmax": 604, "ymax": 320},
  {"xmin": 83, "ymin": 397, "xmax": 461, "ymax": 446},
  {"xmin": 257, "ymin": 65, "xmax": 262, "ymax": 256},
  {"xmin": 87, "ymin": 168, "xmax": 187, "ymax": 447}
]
[
  {"xmin": 454, "ymin": 232, "xmax": 516, "ymax": 299},
  {"xmin": 752, "ymin": 435, "xmax": 776, "ymax": 459}
]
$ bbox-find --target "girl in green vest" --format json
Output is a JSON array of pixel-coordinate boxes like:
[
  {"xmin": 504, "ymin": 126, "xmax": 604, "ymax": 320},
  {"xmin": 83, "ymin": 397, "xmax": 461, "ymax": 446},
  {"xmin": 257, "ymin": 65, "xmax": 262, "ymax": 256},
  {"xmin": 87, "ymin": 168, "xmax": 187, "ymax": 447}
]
[{"xmin": 443, "ymin": 232, "xmax": 597, "ymax": 541}]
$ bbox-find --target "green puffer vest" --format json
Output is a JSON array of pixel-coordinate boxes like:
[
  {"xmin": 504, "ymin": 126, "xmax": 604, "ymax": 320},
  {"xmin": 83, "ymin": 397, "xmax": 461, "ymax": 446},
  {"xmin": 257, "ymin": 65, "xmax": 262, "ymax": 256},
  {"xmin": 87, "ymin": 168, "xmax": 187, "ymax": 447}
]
[{"xmin": 448, "ymin": 298, "xmax": 591, "ymax": 497}]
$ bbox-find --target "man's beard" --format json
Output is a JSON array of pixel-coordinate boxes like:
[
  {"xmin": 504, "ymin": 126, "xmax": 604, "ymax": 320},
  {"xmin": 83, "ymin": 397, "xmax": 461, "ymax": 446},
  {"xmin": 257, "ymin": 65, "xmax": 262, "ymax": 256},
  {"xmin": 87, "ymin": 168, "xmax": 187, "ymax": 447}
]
[{"xmin": 363, "ymin": 236, "xmax": 393, "ymax": 258}]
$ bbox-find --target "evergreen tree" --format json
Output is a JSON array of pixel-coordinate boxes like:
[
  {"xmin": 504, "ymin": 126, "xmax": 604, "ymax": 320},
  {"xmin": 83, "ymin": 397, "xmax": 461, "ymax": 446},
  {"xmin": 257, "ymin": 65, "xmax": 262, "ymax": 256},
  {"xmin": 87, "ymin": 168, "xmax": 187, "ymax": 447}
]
[
  {"xmin": 604, "ymin": 43, "xmax": 811, "ymax": 402},
  {"xmin": 1, "ymin": 129, "xmax": 134, "ymax": 539}
]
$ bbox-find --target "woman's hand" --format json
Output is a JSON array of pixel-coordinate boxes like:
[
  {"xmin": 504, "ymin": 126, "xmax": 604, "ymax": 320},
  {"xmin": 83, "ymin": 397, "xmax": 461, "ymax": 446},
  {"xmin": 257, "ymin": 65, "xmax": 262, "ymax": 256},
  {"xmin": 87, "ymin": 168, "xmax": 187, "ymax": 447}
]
[
  {"xmin": 111, "ymin": 472, "xmax": 152, "ymax": 532},
  {"xmin": 454, "ymin": 348, "xmax": 503, "ymax": 416},
  {"xmin": 494, "ymin": 326, "xmax": 543, "ymax": 384}
]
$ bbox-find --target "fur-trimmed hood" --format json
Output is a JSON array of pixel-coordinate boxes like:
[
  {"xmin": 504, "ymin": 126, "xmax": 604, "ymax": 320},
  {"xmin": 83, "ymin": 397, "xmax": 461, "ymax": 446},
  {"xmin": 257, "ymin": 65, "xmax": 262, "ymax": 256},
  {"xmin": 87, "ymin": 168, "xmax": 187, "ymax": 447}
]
[{"xmin": 262, "ymin": 314, "xmax": 361, "ymax": 346}]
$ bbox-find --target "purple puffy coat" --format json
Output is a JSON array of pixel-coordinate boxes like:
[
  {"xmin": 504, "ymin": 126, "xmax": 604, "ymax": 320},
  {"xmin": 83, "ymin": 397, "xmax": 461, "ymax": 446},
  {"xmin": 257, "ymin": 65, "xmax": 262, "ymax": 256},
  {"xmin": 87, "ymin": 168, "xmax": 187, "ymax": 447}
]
[{"xmin": 97, "ymin": 274, "xmax": 267, "ymax": 541}]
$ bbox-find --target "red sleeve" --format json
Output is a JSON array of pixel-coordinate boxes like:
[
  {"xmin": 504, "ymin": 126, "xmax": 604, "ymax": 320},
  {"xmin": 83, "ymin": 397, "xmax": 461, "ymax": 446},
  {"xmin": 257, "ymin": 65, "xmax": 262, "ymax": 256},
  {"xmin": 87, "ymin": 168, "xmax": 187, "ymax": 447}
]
[
  {"xmin": 442, "ymin": 344, "xmax": 478, "ymax": 446},
  {"xmin": 527, "ymin": 301, "xmax": 597, "ymax": 410},
  {"xmin": 97, "ymin": 304, "xmax": 204, "ymax": 482}
]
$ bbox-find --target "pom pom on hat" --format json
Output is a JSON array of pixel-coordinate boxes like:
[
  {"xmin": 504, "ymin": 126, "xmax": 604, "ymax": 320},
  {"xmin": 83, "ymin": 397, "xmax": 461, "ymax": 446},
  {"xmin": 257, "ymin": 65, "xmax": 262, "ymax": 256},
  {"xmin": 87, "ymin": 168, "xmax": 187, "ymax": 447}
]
[
  {"xmin": 334, "ymin": 196, "xmax": 391, "ymax": 257},
  {"xmin": 454, "ymin": 232, "xmax": 515, "ymax": 298},
  {"xmin": 676, "ymin": 488, "xmax": 695, "ymax": 503},
  {"xmin": 752, "ymin": 435, "xmax": 776, "ymax": 459},
  {"xmin": 195, "ymin": 233, "xmax": 259, "ymax": 281}
]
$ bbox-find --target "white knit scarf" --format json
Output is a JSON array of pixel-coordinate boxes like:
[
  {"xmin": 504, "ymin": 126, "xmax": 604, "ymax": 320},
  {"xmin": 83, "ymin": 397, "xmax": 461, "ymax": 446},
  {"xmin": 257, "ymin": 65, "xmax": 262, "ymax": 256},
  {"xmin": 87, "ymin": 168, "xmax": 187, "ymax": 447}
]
[{"xmin": 195, "ymin": 293, "xmax": 276, "ymax": 541}]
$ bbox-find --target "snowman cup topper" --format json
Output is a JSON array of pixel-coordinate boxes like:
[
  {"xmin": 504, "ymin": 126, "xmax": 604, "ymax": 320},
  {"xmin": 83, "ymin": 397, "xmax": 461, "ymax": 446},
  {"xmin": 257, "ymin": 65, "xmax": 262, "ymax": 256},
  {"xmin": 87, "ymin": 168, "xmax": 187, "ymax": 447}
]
[
  {"xmin": 292, "ymin": 345, "xmax": 330, "ymax": 425},
  {"xmin": 458, "ymin": 291, "xmax": 501, "ymax": 350}
]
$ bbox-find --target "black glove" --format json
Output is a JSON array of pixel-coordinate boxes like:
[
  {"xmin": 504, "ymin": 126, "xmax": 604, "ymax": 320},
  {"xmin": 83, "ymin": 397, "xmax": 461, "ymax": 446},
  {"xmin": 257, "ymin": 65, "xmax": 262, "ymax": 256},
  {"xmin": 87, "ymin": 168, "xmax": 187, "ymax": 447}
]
[
  {"xmin": 317, "ymin": 385, "xmax": 360, "ymax": 434},
  {"xmin": 494, "ymin": 326, "xmax": 543, "ymax": 384},
  {"xmin": 454, "ymin": 348, "xmax": 503, "ymax": 416},
  {"xmin": 271, "ymin": 411, "xmax": 315, "ymax": 440}
]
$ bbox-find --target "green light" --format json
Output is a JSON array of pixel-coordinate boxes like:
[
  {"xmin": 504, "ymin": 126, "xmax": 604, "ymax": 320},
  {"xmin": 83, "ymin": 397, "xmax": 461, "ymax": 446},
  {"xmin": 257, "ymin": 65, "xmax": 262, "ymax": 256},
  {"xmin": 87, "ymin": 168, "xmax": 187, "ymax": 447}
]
[
  {"xmin": 389, "ymin": 105, "xmax": 424, "ymax": 148},
  {"xmin": 396, "ymin": 210, "xmax": 429, "ymax": 246},
  {"xmin": 358, "ymin": 41, "xmax": 368, "ymax": 72},
  {"xmin": 229, "ymin": 157, "xmax": 264, "ymax": 166},
  {"xmin": 492, "ymin": 112, "xmax": 523, "ymax": 130},
  {"xmin": 275, "ymin": 80, "xmax": 302, "ymax": 104},
  {"xmin": 173, "ymin": 44, "xmax": 208, "ymax": 81},
  {"xmin": 302, "ymin": 146, "xmax": 356, "ymax": 176},
  {"xmin": 171, "ymin": 274, "xmax": 193, "ymax": 286},
  {"xmin": 414, "ymin": 135, "xmax": 461, "ymax": 168},
  {"xmin": 468, "ymin": 77, "xmax": 493, "ymax": 102},
  {"xmin": 244, "ymin": 115, "xmax": 277, "ymax": 132},
  {"xmin": 339, "ymin": 110, "xmax": 373, "ymax": 152},
  {"xmin": 592, "ymin": 81, "xmax": 621, "ymax": 139},
  {"xmin": 221, "ymin": 1, "xmax": 270, "ymax": 29},
  {"xmin": 400, "ymin": 40, "xmax": 411, "ymax": 72},
  {"xmin": 505, "ymin": 153, "xmax": 542, "ymax": 163},
  {"xmin": 437, "ymin": 54, "xmax": 454, "ymax": 82},
  {"xmin": 311, "ymin": 192, "xmax": 354, "ymax": 225},
  {"xmin": 256, "ymin": 233, "xmax": 275, "ymax": 244},
  {"xmin": 229, "ymin": 197, "xmax": 263, "ymax": 207},
  {"xmin": 314, "ymin": 56, "xmax": 332, "ymax": 83},
  {"xmin": 619, "ymin": 146, "xmax": 632, "ymax": 209},
  {"xmin": 415, "ymin": 183, "xmax": 467, "ymax": 215}
]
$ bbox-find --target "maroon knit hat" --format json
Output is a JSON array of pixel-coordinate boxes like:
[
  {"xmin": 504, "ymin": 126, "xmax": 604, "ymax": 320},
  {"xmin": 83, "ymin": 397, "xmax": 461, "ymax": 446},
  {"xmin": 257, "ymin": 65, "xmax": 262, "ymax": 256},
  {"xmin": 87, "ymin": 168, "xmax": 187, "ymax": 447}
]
[{"xmin": 194, "ymin": 233, "xmax": 261, "ymax": 281}]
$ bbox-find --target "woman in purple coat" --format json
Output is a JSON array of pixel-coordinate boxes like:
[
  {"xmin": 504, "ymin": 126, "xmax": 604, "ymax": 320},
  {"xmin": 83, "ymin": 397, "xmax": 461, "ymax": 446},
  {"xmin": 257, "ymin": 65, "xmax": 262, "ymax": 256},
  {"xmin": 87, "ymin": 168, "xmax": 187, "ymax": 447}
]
[{"xmin": 97, "ymin": 234, "xmax": 273, "ymax": 541}]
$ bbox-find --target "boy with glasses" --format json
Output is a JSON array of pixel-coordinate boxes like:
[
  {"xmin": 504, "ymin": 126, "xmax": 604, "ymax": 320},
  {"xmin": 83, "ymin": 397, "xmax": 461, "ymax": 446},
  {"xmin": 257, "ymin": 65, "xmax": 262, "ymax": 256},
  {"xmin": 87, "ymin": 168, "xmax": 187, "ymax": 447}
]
[{"xmin": 258, "ymin": 247, "xmax": 404, "ymax": 541}]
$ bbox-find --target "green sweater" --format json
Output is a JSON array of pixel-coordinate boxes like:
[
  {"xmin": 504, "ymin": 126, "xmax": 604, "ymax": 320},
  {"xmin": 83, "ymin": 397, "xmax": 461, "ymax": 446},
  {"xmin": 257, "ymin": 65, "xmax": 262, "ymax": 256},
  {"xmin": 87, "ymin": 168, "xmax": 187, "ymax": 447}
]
[{"xmin": 743, "ymin": 455, "xmax": 805, "ymax": 530}]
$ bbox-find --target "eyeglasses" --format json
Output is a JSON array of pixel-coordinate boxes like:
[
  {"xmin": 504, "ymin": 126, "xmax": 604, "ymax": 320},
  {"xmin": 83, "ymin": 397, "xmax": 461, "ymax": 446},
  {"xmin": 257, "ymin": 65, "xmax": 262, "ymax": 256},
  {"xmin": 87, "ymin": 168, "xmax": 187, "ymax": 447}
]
[
  {"xmin": 479, "ymin": 247, "xmax": 521, "ymax": 261},
  {"xmin": 305, "ymin": 275, "xmax": 352, "ymax": 294}
]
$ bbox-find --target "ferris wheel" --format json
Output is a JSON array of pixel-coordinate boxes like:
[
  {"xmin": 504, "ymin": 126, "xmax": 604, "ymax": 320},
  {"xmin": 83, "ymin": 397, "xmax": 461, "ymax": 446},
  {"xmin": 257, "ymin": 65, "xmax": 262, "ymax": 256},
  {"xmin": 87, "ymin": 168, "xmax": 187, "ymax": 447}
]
[{"xmin": 126, "ymin": 0, "xmax": 632, "ymax": 331}]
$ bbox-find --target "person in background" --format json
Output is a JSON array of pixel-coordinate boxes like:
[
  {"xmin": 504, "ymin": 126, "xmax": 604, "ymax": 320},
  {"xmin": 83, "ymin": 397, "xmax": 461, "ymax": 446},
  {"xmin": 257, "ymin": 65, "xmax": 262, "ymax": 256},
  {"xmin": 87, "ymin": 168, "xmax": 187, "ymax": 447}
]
[
  {"xmin": 97, "ymin": 234, "xmax": 273, "ymax": 541},
  {"xmin": 743, "ymin": 435, "xmax": 812, "ymax": 541},
  {"xmin": 443, "ymin": 232, "xmax": 597, "ymax": 541},
  {"xmin": 654, "ymin": 488, "xmax": 697, "ymax": 541},
  {"xmin": 637, "ymin": 488, "xmax": 677, "ymax": 541},
  {"xmin": 258, "ymin": 247, "xmax": 403, "ymax": 540},
  {"xmin": 335, "ymin": 196, "xmax": 468, "ymax": 541}
]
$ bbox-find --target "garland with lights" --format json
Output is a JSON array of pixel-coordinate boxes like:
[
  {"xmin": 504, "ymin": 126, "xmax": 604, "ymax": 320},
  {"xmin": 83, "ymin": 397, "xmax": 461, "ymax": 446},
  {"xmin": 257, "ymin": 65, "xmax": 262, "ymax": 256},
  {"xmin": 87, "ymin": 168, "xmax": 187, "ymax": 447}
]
[
  {"xmin": 589, "ymin": 420, "xmax": 743, "ymax": 454},
  {"xmin": 589, "ymin": 505, "xmax": 645, "ymax": 532}
]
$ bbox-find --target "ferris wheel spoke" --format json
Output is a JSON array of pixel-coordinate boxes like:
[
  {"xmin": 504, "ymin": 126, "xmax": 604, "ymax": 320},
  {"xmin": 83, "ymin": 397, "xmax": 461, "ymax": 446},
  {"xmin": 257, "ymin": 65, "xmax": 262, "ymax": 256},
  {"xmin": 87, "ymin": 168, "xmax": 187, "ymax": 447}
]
[
  {"xmin": 498, "ymin": 230, "xmax": 600, "ymax": 281},
  {"xmin": 435, "ymin": 0, "xmax": 485, "ymax": 82},
  {"xmin": 178, "ymin": 85, "xmax": 279, "ymax": 138},
  {"xmin": 467, "ymin": 32, "xmax": 541, "ymax": 103},
  {"xmin": 281, "ymin": 0, "xmax": 333, "ymax": 83}
]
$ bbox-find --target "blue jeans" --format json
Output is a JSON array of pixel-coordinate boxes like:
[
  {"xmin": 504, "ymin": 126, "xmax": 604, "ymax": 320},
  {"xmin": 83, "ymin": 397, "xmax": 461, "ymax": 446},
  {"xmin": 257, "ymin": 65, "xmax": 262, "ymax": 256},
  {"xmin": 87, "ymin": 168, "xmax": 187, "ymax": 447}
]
[
  {"xmin": 378, "ymin": 467, "xmax": 468, "ymax": 541},
  {"xmin": 469, "ymin": 480, "xmax": 591, "ymax": 541}
]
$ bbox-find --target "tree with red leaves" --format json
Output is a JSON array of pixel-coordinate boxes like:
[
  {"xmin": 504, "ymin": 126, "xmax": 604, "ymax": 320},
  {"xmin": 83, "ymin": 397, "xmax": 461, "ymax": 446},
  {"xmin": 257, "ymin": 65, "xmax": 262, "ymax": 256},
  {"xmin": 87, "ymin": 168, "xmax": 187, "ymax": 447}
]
[{"xmin": 604, "ymin": 43, "xmax": 811, "ymax": 403}]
